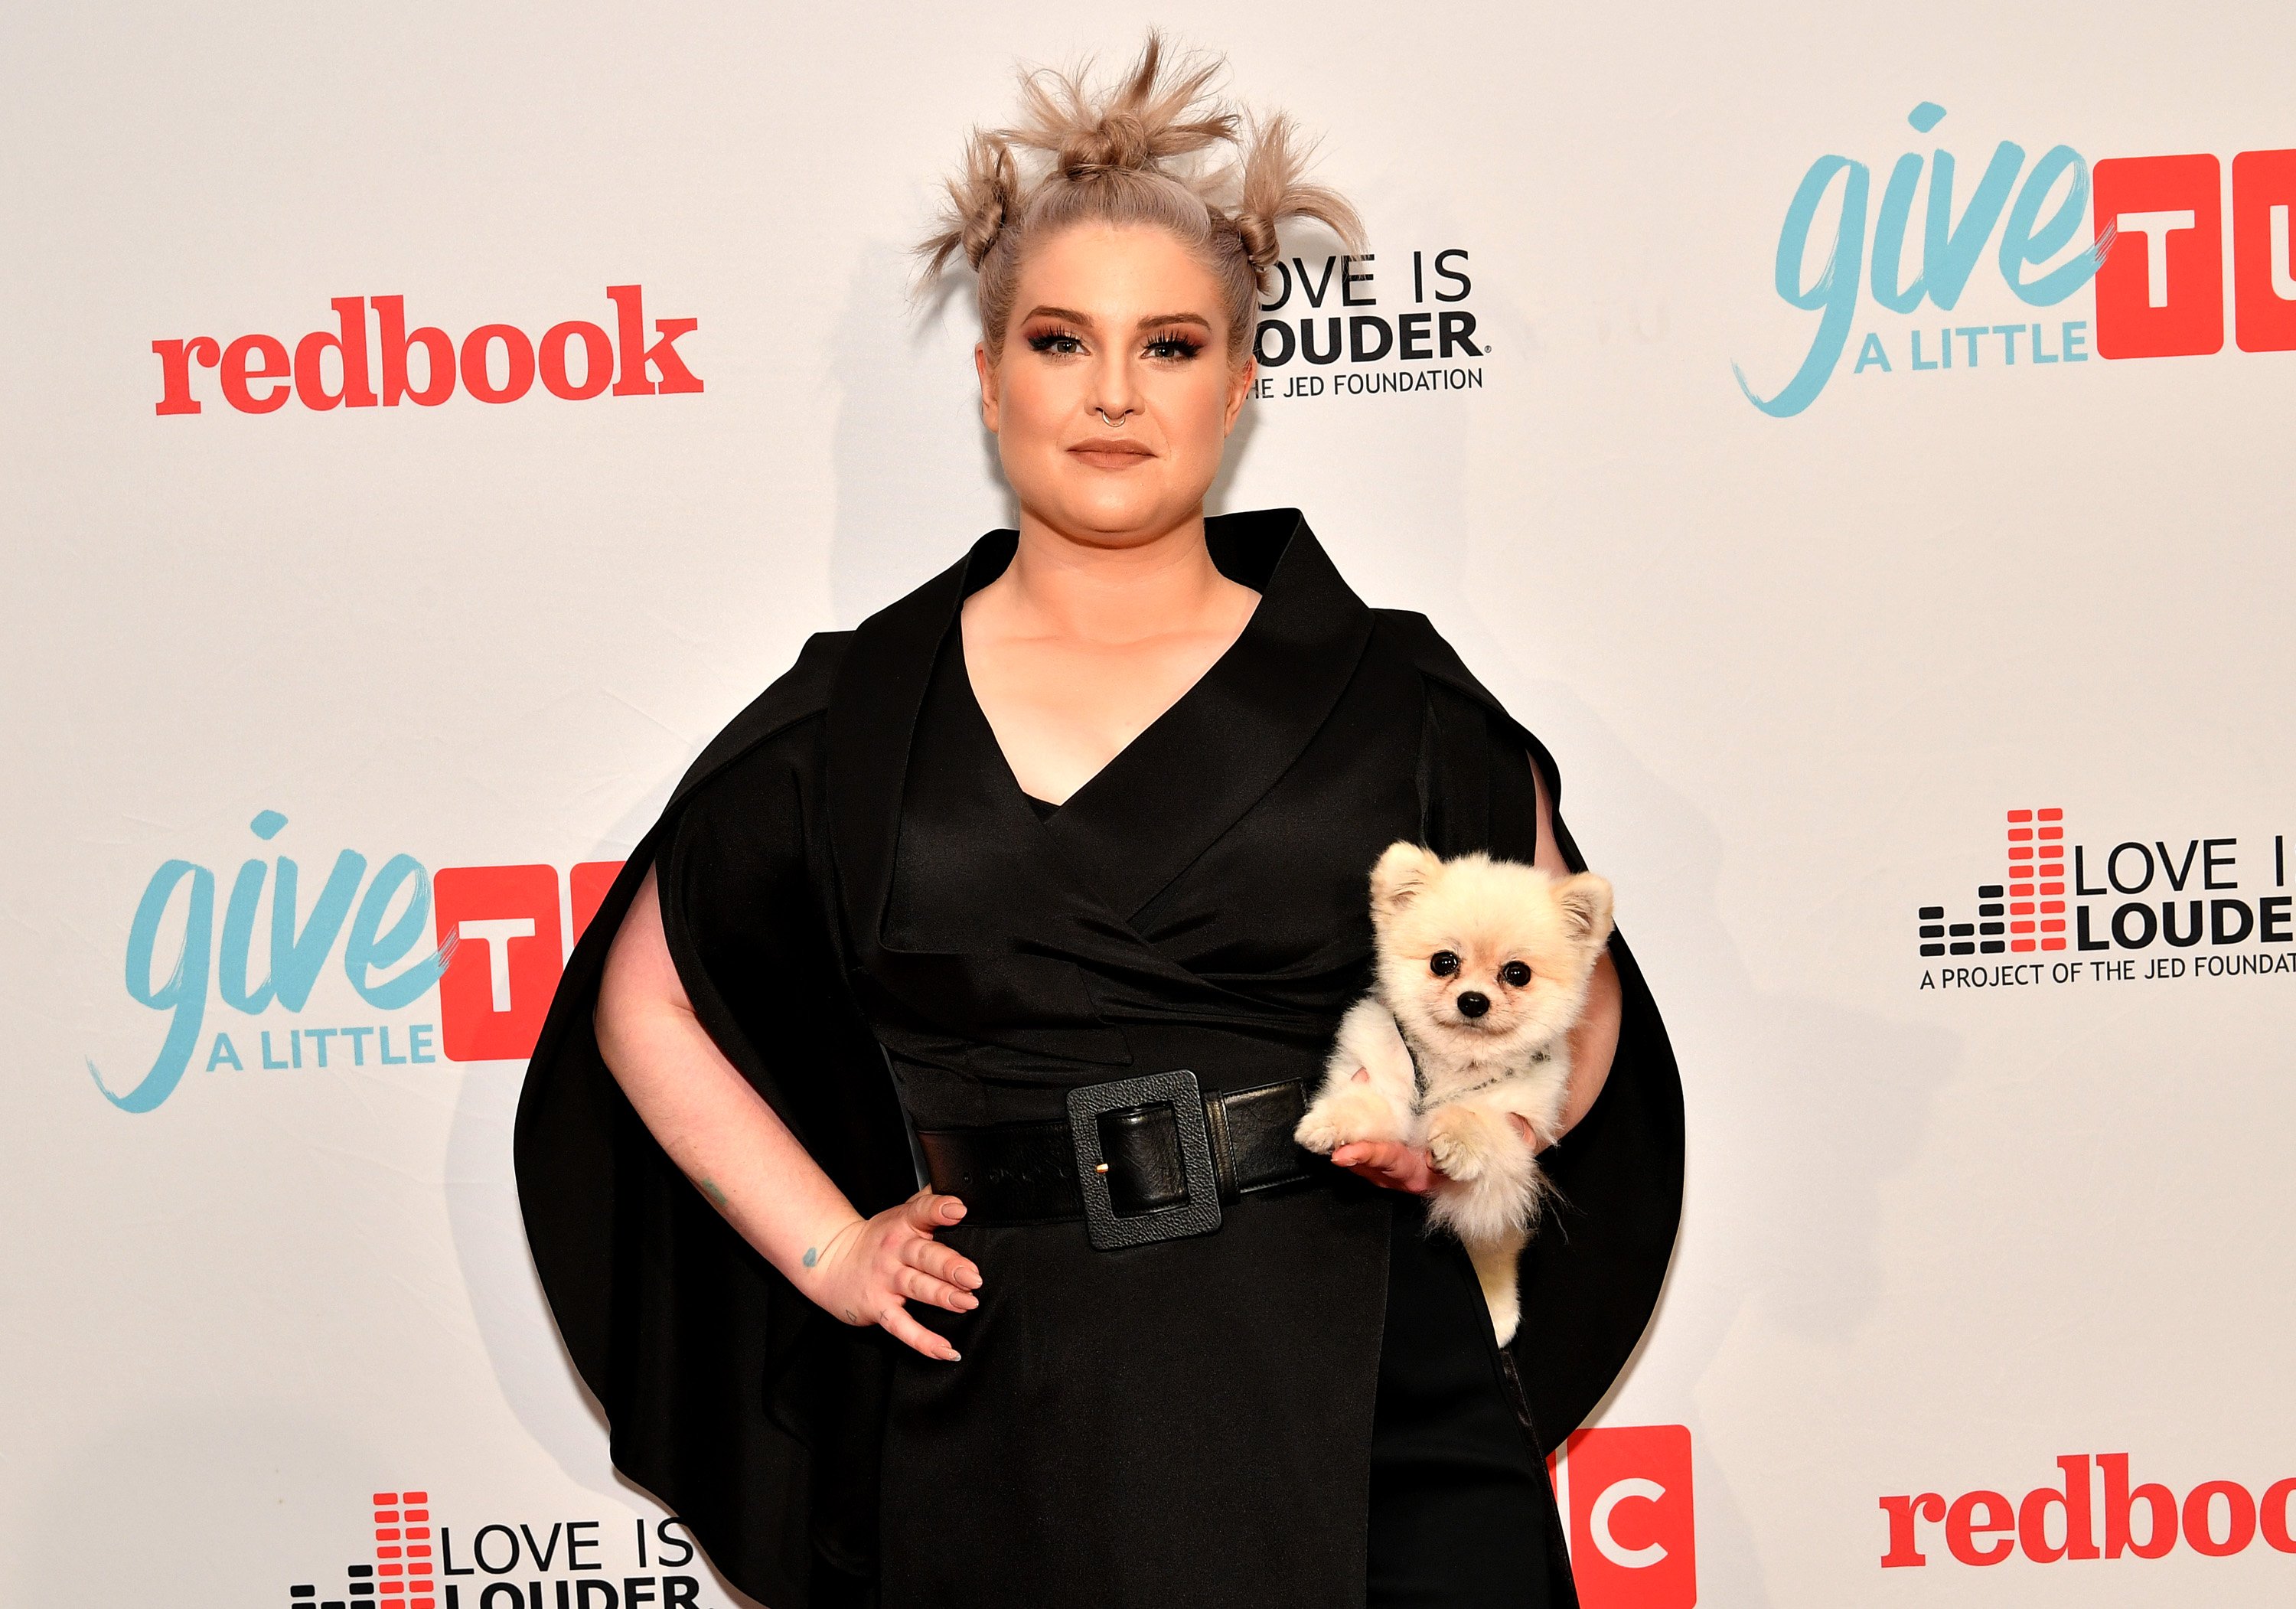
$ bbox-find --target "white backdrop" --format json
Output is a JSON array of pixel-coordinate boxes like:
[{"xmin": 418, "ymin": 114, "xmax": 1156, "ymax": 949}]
[{"xmin": 8, "ymin": 4, "xmax": 2296, "ymax": 1605}]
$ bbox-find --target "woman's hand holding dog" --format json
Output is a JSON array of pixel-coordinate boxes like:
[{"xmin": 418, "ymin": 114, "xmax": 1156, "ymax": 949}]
[{"xmin": 1330, "ymin": 1115, "xmax": 1544, "ymax": 1196}]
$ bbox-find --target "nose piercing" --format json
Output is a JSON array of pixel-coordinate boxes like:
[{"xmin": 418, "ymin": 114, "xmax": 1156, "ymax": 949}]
[{"xmin": 1094, "ymin": 407, "xmax": 1130, "ymax": 427}]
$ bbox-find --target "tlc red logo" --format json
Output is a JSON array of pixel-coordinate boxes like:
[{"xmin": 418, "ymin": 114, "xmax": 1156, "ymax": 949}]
[
  {"xmin": 432, "ymin": 860, "xmax": 621, "ymax": 1061},
  {"xmin": 1882, "ymin": 1453, "xmax": 2296, "ymax": 1568},
  {"xmin": 1553, "ymin": 1425, "xmax": 1697, "ymax": 1607},
  {"xmin": 151, "ymin": 286, "xmax": 700, "ymax": 415},
  {"xmin": 2095, "ymin": 150, "xmax": 2296, "ymax": 356}
]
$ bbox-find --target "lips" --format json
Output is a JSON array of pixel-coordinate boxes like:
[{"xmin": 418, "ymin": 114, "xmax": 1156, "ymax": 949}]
[{"xmin": 1067, "ymin": 439, "xmax": 1154, "ymax": 469}]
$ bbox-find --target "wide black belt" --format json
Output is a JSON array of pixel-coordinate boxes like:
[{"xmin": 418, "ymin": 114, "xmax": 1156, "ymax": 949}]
[{"xmin": 916, "ymin": 1070, "xmax": 1313, "ymax": 1249}]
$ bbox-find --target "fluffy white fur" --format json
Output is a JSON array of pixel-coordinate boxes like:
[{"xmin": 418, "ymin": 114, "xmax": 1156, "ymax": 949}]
[{"xmin": 1294, "ymin": 842, "xmax": 1615, "ymax": 1343}]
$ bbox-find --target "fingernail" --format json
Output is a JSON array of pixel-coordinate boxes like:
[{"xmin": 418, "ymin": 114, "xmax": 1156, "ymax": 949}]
[
  {"xmin": 958, "ymin": 1294, "xmax": 978, "ymax": 1310},
  {"xmin": 945, "ymin": 1349, "xmax": 962, "ymax": 1363}
]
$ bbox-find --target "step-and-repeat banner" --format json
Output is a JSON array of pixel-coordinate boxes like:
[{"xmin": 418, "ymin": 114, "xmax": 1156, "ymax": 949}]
[{"xmin": 7, "ymin": 4, "xmax": 2293, "ymax": 1605}]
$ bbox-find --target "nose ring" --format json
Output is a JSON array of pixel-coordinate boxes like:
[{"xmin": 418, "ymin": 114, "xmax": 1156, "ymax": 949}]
[{"xmin": 1094, "ymin": 407, "xmax": 1130, "ymax": 427}]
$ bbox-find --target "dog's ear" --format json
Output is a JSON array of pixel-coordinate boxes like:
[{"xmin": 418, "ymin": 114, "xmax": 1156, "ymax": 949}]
[
  {"xmin": 1369, "ymin": 842, "xmax": 1439, "ymax": 919},
  {"xmin": 1554, "ymin": 872, "xmax": 1616, "ymax": 951}
]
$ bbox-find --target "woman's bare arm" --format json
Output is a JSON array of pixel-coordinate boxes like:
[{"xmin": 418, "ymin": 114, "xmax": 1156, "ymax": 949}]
[
  {"xmin": 1530, "ymin": 757, "xmax": 1622, "ymax": 1138},
  {"xmin": 595, "ymin": 868, "xmax": 978, "ymax": 1359},
  {"xmin": 1331, "ymin": 753, "xmax": 1622, "ymax": 1192}
]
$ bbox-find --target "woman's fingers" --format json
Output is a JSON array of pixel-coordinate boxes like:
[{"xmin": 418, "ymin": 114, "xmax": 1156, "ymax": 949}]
[
  {"xmin": 902, "ymin": 1189, "xmax": 967, "ymax": 1232},
  {"xmin": 896, "ymin": 1263, "xmax": 977, "ymax": 1313},
  {"xmin": 878, "ymin": 1300, "xmax": 961, "ymax": 1363},
  {"xmin": 1330, "ymin": 1140, "xmax": 1437, "ymax": 1194},
  {"xmin": 901, "ymin": 1236, "xmax": 983, "ymax": 1291},
  {"xmin": 1507, "ymin": 1111, "xmax": 1546, "ymax": 1151}
]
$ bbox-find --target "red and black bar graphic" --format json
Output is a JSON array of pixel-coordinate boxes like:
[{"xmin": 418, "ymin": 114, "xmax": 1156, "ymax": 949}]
[
  {"xmin": 287, "ymin": 1561, "xmax": 376, "ymax": 1609},
  {"xmin": 2007, "ymin": 808, "xmax": 2066, "ymax": 953},
  {"xmin": 285, "ymin": 1490, "xmax": 436, "ymax": 1609},
  {"xmin": 1919, "ymin": 884, "xmax": 2004, "ymax": 958},
  {"xmin": 374, "ymin": 1490, "xmax": 436, "ymax": 1609},
  {"xmin": 1916, "ymin": 808, "xmax": 2069, "ymax": 959}
]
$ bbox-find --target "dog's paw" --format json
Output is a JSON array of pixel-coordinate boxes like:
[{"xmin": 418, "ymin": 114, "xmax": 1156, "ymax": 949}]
[
  {"xmin": 1294, "ymin": 1084, "xmax": 1404, "ymax": 1154},
  {"xmin": 1424, "ymin": 1108, "xmax": 1495, "ymax": 1183},
  {"xmin": 1293, "ymin": 1105, "xmax": 1345, "ymax": 1155}
]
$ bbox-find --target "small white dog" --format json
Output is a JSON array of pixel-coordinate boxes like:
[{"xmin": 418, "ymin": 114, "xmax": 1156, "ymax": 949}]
[{"xmin": 1295, "ymin": 841, "xmax": 1615, "ymax": 1343}]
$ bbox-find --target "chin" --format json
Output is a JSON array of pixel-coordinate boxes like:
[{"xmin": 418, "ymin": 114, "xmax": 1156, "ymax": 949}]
[
  {"xmin": 1045, "ymin": 482, "xmax": 1199, "ymax": 541},
  {"xmin": 1008, "ymin": 450, "xmax": 1211, "ymax": 540}
]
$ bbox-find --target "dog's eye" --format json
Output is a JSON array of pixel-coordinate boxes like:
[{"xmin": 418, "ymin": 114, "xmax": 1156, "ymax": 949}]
[
  {"xmin": 1499, "ymin": 961, "xmax": 1532, "ymax": 987},
  {"xmin": 1429, "ymin": 951, "xmax": 1460, "ymax": 977}
]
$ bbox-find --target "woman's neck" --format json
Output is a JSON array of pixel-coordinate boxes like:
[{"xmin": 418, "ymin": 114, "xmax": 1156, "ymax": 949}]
[{"xmin": 994, "ymin": 506, "xmax": 1244, "ymax": 645}]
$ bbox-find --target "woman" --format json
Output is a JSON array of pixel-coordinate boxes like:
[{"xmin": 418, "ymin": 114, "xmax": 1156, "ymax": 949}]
[{"xmin": 515, "ymin": 38, "xmax": 1681, "ymax": 1609}]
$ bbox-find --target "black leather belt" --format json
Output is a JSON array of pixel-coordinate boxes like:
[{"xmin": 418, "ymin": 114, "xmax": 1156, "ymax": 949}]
[{"xmin": 916, "ymin": 1071, "xmax": 1313, "ymax": 1249}]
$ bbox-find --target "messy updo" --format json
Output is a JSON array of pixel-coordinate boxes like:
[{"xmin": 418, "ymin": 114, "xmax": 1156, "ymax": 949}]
[{"xmin": 918, "ymin": 34, "xmax": 1363, "ymax": 364}]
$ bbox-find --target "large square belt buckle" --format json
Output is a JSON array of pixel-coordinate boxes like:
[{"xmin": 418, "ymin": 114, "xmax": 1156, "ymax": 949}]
[{"xmin": 1066, "ymin": 1069, "xmax": 1224, "ymax": 1251}]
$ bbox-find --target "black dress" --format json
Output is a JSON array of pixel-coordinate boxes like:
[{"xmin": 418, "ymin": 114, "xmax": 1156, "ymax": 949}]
[{"xmin": 514, "ymin": 510, "xmax": 1683, "ymax": 1609}]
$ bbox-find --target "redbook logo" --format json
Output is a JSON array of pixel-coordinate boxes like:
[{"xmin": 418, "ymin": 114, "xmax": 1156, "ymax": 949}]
[
  {"xmin": 1554, "ymin": 1425, "xmax": 1698, "ymax": 1607},
  {"xmin": 151, "ymin": 286, "xmax": 700, "ymax": 416},
  {"xmin": 1882, "ymin": 1454, "xmax": 2296, "ymax": 1568}
]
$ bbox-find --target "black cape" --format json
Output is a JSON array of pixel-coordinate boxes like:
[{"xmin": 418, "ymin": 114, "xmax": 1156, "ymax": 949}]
[{"xmin": 514, "ymin": 510, "xmax": 1683, "ymax": 1607}]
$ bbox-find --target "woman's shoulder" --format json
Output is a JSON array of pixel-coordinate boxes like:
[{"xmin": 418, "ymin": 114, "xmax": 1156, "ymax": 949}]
[
  {"xmin": 1368, "ymin": 608, "xmax": 1518, "ymax": 731},
  {"xmin": 1367, "ymin": 607, "xmax": 1568, "ymax": 814},
  {"xmin": 667, "ymin": 628, "xmax": 853, "ymax": 811}
]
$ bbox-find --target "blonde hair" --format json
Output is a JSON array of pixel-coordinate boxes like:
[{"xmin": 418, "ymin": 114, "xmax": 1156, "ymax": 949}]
[{"xmin": 919, "ymin": 34, "xmax": 1363, "ymax": 364}]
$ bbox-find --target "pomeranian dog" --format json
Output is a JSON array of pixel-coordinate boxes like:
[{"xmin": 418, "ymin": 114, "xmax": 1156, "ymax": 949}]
[{"xmin": 1294, "ymin": 841, "xmax": 1615, "ymax": 1343}]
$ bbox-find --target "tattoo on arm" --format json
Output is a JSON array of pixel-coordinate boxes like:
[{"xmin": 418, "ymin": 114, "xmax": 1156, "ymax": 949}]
[
  {"xmin": 699, "ymin": 1177, "xmax": 729, "ymax": 1209},
  {"xmin": 802, "ymin": 1246, "xmax": 819, "ymax": 1268}
]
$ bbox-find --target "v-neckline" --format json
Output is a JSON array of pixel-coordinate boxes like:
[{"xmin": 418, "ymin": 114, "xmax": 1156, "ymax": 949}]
[
  {"xmin": 827, "ymin": 508, "xmax": 1378, "ymax": 931},
  {"xmin": 953, "ymin": 547, "xmax": 1266, "ymax": 818}
]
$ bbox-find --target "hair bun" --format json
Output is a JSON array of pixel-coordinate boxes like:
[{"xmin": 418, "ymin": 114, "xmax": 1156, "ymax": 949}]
[
  {"xmin": 918, "ymin": 132, "xmax": 1020, "ymax": 280},
  {"xmin": 1060, "ymin": 109, "xmax": 1153, "ymax": 179},
  {"xmin": 1010, "ymin": 34, "xmax": 1237, "ymax": 178},
  {"xmin": 917, "ymin": 32, "xmax": 1365, "ymax": 355},
  {"xmin": 1228, "ymin": 207, "xmax": 1282, "ymax": 276},
  {"xmin": 1231, "ymin": 113, "xmax": 1355, "ymax": 293}
]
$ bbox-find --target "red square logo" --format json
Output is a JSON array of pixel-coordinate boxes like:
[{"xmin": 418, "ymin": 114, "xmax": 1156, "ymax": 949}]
[
  {"xmin": 568, "ymin": 859, "xmax": 626, "ymax": 945},
  {"xmin": 2092, "ymin": 154, "xmax": 2223, "ymax": 358},
  {"xmin": 2232, "ymin": 148, "xmax": 2296, "ymax": 352},
  {"xmin": 1562, "ymin": 1425, "xmax": 1698, "ymax": 1608},
  {"xmin": 432, "ymin": 864, "xmax": 563, "ymax": 1061}
]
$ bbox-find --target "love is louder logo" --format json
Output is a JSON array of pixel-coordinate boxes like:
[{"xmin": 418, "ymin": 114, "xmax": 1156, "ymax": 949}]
[{"xmin": 285, "ymin": 1488, "xmax": 715, "ymax": 1607}]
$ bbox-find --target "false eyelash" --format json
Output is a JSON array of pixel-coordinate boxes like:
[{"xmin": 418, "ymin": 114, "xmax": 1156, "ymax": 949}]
[
  {"xmin": 1143, "ymin": 335, "xmax": 1204, "ymax": 359},
  {"xmin": 1027, "ymin": 328, "xmax": 1085, "ymax": 354}
]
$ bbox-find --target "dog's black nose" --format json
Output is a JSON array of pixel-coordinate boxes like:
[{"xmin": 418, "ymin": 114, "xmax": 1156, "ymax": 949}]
[{"xmin": 1456, "ymin": 991, "xmax": 1490, "ymax": 1019}]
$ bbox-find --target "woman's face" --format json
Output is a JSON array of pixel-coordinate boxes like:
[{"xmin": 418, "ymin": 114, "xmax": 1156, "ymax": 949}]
[{"xmin": 978, "ymin": 222, "xmax": 1254, "ymax": 545}]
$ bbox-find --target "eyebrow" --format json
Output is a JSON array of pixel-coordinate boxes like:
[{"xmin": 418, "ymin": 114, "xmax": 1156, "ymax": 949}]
[{"xmin": 1023, "ymin": 305, "xmax": 1216, "ymax": 335}]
